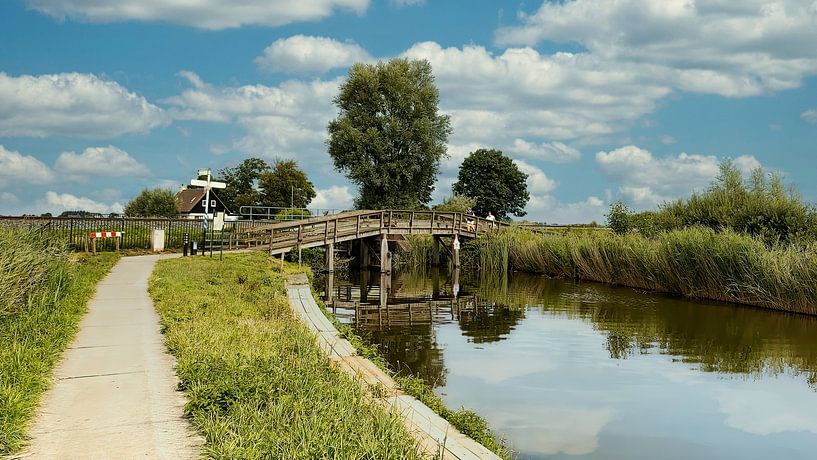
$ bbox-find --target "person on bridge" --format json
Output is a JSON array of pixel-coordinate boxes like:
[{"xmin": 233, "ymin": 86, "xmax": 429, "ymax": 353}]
[
  {"xmin": 465, "ymin": 209, "xmax": 477, "ymax": 232},
  {"xmin": 485, "ymin": 212, "xmax": 495, "ymax": 222}
]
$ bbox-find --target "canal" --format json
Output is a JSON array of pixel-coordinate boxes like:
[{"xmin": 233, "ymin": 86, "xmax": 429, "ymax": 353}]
[{"xmin": 318, "ymin": 268, "xmax": 817, "ymax": 459}]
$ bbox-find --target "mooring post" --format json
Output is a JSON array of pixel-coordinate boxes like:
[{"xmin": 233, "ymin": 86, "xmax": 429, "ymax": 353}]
[
  {"xmin": 280, "ymin": 251, "xmax": 285, "ymax": 269},
  {"xmin": 452, "ymin": 235, "xmax": 461, "ymax": 268},
  {"xmin": 431, "ymin": 236, "xmax": 440, "ymax": 266},
  {"xmin": 380, "ymin": 236, "xmax": 391, "ymax": 273},
  {"xmin": 326, "ymin": 243, "xmax": 334, "ymax": 272}
]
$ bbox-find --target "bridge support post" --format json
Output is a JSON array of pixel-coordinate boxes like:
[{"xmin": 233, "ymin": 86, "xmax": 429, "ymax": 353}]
[
  {"xmin": 431, "ymin": 237, "xmax": 440, "ymax": 266},
  {"xmin": 380, "ymin": 236, "xmax": 391, "ymax": 273},
  {"xmin": 360, "ymin": 240, "xmax": 370, "ymax": 269},
  {"xmin": 326, "ymin": 243, "xmax": 334, "ymax": 272}
]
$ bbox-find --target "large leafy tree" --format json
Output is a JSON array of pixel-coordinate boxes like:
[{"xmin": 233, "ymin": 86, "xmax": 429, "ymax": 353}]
[
  {"xmin": 258, "ymin": 160, "xmax": 316, "ymax": 208},
  {"xmin": 124, "ymin": 188, "xmax": 179, "ymax": 218},
  {"xmin": 216, "ymin": 157, "xmax": 269, "ymax": 213},
  {"xmin": 327, "ymin": 58, "xmax": 452, "ymax": 209},
  {"xmin": 453, "ymin": 149, "xmax": 530, "ymax": 219}
]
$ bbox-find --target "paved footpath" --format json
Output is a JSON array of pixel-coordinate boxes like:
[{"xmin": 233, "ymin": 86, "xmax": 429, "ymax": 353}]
[{"xmin": 20, "ymin": 255, "xmax": 202, "ymax": 459}]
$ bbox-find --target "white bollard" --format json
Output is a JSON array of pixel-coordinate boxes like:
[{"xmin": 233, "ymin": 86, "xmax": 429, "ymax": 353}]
[{"xmin": 151, "ymin": 229, "xmax": 165, "ymax": 252}]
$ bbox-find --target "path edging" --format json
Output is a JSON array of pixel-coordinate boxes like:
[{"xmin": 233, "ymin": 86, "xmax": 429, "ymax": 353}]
[{"xmin": 285, "ymin": 273, "xmax": 500, "ymax": 460}]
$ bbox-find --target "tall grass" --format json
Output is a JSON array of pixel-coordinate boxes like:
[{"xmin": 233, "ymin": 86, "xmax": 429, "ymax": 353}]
[
  {"xmin": 149, "ymin": 253, "xmax": 423, "ymax": 459},
  {"xmin": 0, "ymin": 229, "xmax": 119, "ymax": 454},
  {"xmin": 474, "ymin": 227, "xmax": 817, "ymax": 315}
]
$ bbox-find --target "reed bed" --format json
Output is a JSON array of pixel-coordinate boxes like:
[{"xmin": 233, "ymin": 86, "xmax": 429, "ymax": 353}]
[
  {"xmin": 1, "ymin": 229, "xmax": 119, "ymax": 454},
  {"xmin": 473, "ymin": 227, "xmax": 817, "ymax": 315},
  {"xmin": 149, "ymin": 253, "xmax": 423, "ymax": 459}
]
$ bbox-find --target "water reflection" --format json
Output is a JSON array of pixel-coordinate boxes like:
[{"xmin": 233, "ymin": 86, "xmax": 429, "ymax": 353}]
[{"xmin": 319, "ymin": 268, "xmax": 817, "ymax": 459}]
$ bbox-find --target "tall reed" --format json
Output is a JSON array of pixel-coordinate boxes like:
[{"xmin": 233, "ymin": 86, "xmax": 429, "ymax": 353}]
[
  {"xmin": 474, "ymin": 227, "xmax": 817, "ymax": 315},
  {"xmin": 0, "ymin": 229, "xmax": 67, "ymax": 316}
]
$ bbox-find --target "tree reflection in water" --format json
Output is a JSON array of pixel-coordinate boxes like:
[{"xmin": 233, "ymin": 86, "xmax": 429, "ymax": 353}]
[{"xmin": 322, "ymin": 267, "xmax": 817, "ymax": 390}]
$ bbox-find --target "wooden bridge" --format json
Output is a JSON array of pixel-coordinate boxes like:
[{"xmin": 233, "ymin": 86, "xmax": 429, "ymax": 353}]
[{"xmin": 240, "ymin": 210, "xmax": 507, "ymax": 272}]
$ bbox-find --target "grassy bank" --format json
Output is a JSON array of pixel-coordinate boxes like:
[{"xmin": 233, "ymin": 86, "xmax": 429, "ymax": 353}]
[
  {"xmin": 472, "ymin": 227, "xmax": 817, "ymax": 314},
  {"xmin": 0, "ymin": 230, "xmax": 119, "ymax": 454},
  {"xmin": 148, "ymin": 253, "xmax": 423, "ymax": 459}
]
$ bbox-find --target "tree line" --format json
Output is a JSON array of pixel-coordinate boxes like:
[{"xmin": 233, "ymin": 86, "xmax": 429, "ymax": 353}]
[{"xmin": 125, "ymin": 58, "xmax": 531, "ymax": 219}]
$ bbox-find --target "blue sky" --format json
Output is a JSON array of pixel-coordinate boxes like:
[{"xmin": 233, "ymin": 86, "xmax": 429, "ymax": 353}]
[{"xmin": 1, "ymin": 0, "xmax": 816, "ymax": 223}]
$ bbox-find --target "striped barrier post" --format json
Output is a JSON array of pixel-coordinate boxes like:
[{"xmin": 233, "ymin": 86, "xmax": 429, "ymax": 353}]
[{"xmin": 88, "ymin": 231, "xmax": 125, "ymax": 254}]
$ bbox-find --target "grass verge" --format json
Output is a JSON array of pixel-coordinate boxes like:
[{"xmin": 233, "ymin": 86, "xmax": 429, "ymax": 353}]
[
  {"xmin": 0, "ymin": 229, "xmax": 119, "ymax": 454},
  {"xmin": 148, "ymin": 252, "xmax": 423, "ymax": 459}
]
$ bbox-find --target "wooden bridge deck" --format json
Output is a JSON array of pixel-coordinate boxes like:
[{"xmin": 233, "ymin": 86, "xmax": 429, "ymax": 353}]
[{"xmin": 241, "ymin": 210, "xmax": 507, "ymax": 255}]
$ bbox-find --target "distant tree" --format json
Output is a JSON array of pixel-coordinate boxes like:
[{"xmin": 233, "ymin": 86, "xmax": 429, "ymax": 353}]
[
  {"xmin": 433, "ymin": 194, "xmax": 477, "ymax": 214},
  {"xmin": 327, "ymin": 58, "xmax": 452, "ymax": 209},
  {"xmin": 452, "ymin": 149, "xmax": 529, "ymax": 219},
  {"xmin": 40, "ymin": 212, "xmax": 52, "ymax": 218},
  {"xmin": 217, "ymin": 157, "xmax": 269, "ymax": 213},
  {"xmin": 124, "ymin": 188, "xmax": 178, "ymax": 218},
  {"xmin": 606, "ymin": 201, "xmax": 632, "ymax": 235},
  {"xmin": 58, "ymin": 210, "xmax": 101, "ymax": 217},
  {"xmin": 258, "ymin": 160, "xmax": 316, "ymax": 209}
]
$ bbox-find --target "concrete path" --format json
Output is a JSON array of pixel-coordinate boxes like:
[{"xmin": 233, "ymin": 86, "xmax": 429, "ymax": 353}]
[{"xmin": 20, "ymin": 255, "xmax": 202, "ymax": 459}]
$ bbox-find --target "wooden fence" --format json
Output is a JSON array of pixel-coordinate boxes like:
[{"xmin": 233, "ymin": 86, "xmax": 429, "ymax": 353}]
[{"xmin": 0, "ymin": 216, "xmax": 259, "ymax": 251}]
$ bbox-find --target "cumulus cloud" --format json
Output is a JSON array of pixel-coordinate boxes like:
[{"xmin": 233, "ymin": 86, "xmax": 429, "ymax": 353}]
[
  {"xmin": 390, "ymin": 0, "xmax": 425, "ymax": 6},
  {"xmin": 164, "ymin": 72, "xmax": 339, "ymax": 159},
  {"xmin": 0, "ymin": 192, "xmax": 20, "ymax": 206},
  {"xmin": 0, "ymin": 145, "xmax": 55, "ymax": 186},
  {"xmin": 596, "ymin": 145, "xmax": 761, "ymax": 208},
  {"xmin": 309, "ymin": 185, "xmax": 355, "ymax": 210},
  {"xmin": 496, "ymin": 0, "xmax": 817, "ymax": 97},
  {"xmin": 802, "ymin": 109, "xmax": 817, "ymax": 124},
  {"xmin": 55, "ymin": 146, "xmax": 151, "ymax": 179},
  {"xmin": 41, "ymin": 191, "xmax": 123, "ymax": 214},
  {"xmin": 509, "ymin": 139, "xmax": 581, "ymax": 163},
  {"xmin": 26, "ymin": 0, "xmax": 369, "ymax": 29},
  {"xmin": 513, "ymin": 159, "xmax": 557, "ymax": 194},
  {"xmin": 527, "ymin": 194, "xmax": 607, "ymax": 224},
  {"xmin": 403, "ymin": 42, "xmax": 671, "ymax": 147},
  {"xmin": 255, "ymin": 35, "xmax": 372, "ymax": 73},
  {"xmin": 0, "ymin": 72, "xmax": 167, "ymax": 138}
]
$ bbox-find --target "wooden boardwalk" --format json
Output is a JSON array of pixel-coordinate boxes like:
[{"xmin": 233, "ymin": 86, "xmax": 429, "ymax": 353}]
[
  {"xmin": 242, "ymin": 210, "xmax": 506, "ymax": 256},
  {"xmin": 285, "ymin": 274, "xmax": 501, "ymax": 460}
]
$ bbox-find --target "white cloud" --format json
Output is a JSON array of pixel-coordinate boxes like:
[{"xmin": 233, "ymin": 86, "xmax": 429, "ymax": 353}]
[
  {"xmin": 390, "ymin": 0, "xmax": 424, "ymax": 6},
  {"xmin": 26, "ymin": 0, "xmax": 369, "ymax": 29},
  {"xmin": 255, "ymin": 35, "xmax": 372, "ymax": 74},
  {"xmin": 660, "ymin": 135, "xmax": 677, "ymax": 145},
  {"xmin": 596, "ymin": 145, "xmax": 761, "ymax": 208},
  {"xmin": 513, "ymin": 159, "xmax": 557, "ymax": 194},
  {"xmin": 802, "ymin": 109, "xmax": 817, "ymax": 124},
  {"xmin": 310, "ymin": 185, "xmax": 355, "ymax": 210},
  {"xmin": 0, "ymin": 145, "xmax": 54, "ymax": 187},
  {"xmin": 164, "ymin": 72, "xmax": 340, "ymax": 159},
  {"xmin": 0, "ymin": 72, "xmax": 167, "ymax": 138},
  {"xmin": 55, "ymin": 146, "xmax": 151, "ymax": 179},
  {"xmin": 496, "ymin": 0, "xmax": 817, "ymax": 97},
  {"xmin": 527, "ymin": 194, "xmax": 606, "ymax": 224},
  {"xmin": 509, "ymin": 139, "xmax": 581, "ymax": 163},
  {"xmin": 41, "ymin": 191, "xmax": 123, "ymax": 214},
  {"xmin": 0, "ymin": 192, "xmax": 20, "ymax": 206},
  {"xmin": 404, "ymin": 42, "xmax": 671, "ymax": 145}
]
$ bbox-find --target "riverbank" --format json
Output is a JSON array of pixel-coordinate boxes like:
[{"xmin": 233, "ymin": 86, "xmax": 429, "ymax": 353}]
[
  {"xmin": 148, "ymin": 252, "xmax": 424, "ymax": 458},
  {"xmin": 0, "ymin": 229, "xmax": 119, "ymax": 454},
  {"xmin": 471, "ymin": 226, "xmax": 817, "ymax": 315}
]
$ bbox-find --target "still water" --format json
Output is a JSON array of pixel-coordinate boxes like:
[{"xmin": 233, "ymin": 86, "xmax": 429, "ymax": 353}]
[{"xmin": 319, "ymin": 269, "xmax": 817, "ymax": 459}]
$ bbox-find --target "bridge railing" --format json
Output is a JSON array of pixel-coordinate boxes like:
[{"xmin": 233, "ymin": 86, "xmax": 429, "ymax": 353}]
[{"xmin": 236, "ymin": 209, "xmax": 509, "ymax": 253}]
